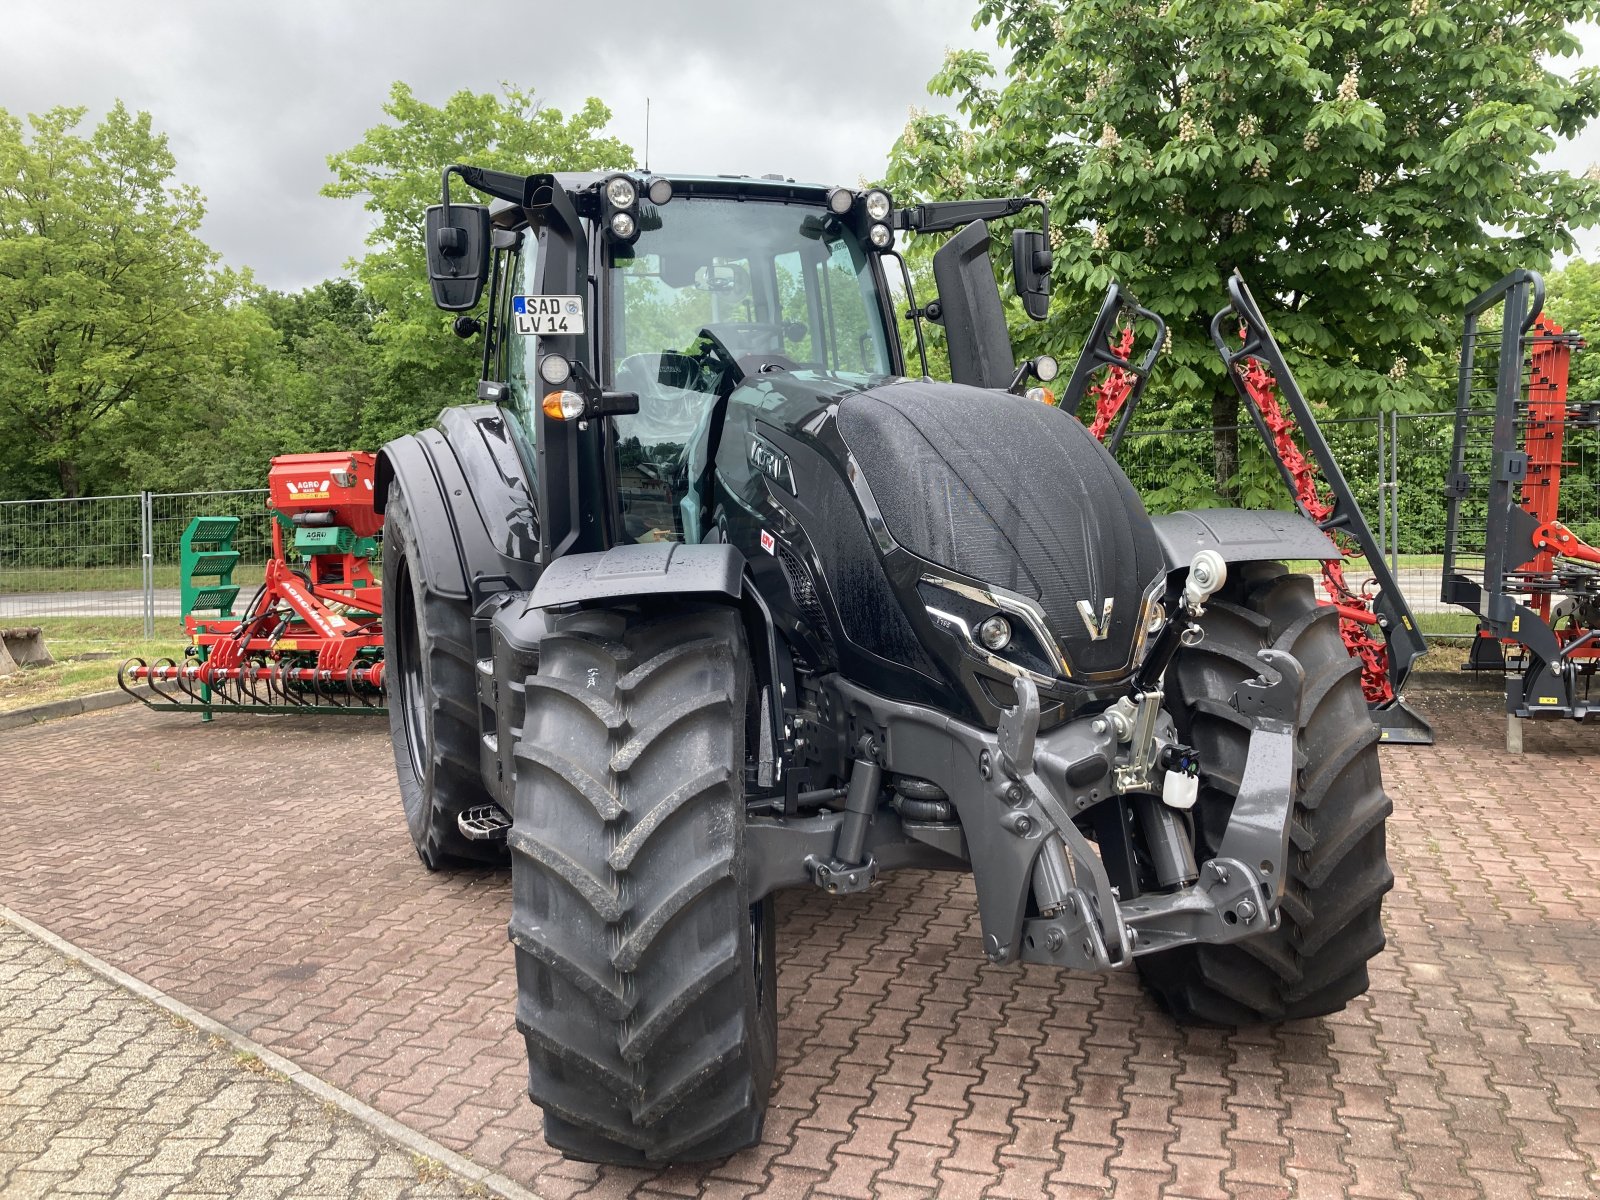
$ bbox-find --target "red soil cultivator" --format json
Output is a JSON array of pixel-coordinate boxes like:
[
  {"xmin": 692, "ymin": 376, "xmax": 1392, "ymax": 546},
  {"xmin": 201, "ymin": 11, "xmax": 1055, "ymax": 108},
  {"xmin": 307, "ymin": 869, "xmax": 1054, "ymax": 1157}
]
[
  {"xmin": 1065, "ymin": 274, "xmax": 1432, "ymax": 744},
  {"xmin": 119, "ymin": 452, "xmax": 385, "ymax": 715}
]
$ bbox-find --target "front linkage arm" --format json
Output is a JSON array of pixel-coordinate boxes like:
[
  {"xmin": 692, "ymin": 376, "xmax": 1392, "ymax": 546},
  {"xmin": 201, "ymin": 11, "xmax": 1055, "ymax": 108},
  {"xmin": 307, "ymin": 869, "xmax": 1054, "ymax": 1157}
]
[
  {"xmin": 1000, "ymin": 653, "xmax": 1303, "ymax": 967},
  {"xmin": 820, "ymin": 638, "xmax": 1305, "ymax": 971}
]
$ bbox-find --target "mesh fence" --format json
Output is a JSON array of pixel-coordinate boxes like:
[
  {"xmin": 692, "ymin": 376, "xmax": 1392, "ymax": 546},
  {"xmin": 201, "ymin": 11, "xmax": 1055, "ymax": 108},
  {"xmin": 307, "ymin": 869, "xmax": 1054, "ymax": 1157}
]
[
  {"xmin": 0, "ymin": 490, "xmax": 269, "ymax": 626},
  {"xmin": 0, "ymin": 494, "xmax": 148, "ymax": 620},
  {"xmin": 3, "ymin": 410, "xmax": 1575, "ymax": 633}
]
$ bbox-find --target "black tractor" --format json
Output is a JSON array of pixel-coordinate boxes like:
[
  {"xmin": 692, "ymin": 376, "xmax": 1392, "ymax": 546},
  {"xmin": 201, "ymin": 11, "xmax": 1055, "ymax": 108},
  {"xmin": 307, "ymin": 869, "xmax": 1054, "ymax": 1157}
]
[{"xmin": 379, "ymin": 165, "xmax": 1393, "ymax": 1165}]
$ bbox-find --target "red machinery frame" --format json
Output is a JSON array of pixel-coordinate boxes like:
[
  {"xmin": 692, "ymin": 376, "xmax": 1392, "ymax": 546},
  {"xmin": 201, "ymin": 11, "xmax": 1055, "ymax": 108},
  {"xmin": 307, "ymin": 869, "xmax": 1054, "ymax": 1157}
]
[{"xmin": 120, "ymin": 452, "xmax": 385, "ymax": 713}]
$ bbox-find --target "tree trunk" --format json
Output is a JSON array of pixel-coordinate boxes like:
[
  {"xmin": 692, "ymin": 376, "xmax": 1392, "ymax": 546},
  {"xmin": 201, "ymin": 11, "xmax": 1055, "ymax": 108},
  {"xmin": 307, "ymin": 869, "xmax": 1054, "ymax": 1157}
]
[
  {"xmin": 1211, "ymin": 384, "xmax": 1239, "ymax": 503},
  {"xmin": 56, "ymin": 458, "xmax": 80, "ymax": 499}
]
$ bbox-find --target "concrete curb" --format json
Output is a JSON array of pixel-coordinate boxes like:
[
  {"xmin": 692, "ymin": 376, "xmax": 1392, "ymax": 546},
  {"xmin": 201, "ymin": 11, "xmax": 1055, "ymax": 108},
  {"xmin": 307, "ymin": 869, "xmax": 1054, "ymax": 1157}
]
[
  {"xmin": 0, "ymin": 904, "xmax": 546, "ymax": 1200},
  {"xmin": 0, "ymin": 687, "xmax": 145, "ymax": 732}
]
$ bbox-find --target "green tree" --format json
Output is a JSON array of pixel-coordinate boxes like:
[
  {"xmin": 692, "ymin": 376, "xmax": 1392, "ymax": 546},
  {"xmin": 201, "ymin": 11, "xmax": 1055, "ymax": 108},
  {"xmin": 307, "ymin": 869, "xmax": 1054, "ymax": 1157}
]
[
  {"xmin": 887, "ymin": 0, "xmax": 1600, "ymax": 506},
  {"xmin": 0, "ymin": 102, "xmax": 248, "ymax": 497},
  {"xmin": 324, "ymin": 82, "xmax": 632, "ymax": 442},
  {"xmin": 1543, "ymin": 258, "xmax": 1600, "ymax": 407},
  {"xmin": 93, "ymin": 280, "xmax": 389, "ymax": 494}
]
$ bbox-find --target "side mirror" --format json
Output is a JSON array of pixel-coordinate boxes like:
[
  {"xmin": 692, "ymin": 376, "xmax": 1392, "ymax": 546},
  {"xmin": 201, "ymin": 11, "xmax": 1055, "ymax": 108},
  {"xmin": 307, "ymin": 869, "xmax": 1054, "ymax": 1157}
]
[
  {"xmin": 424, "ymin": 203, "xmax": 491, "ymax": 311},
  {"xmin": 1011, "ymin": 228, "xmax": 1052, "ymax": 321},
  {"xmin": 931, "ymin": 219, "xmax": 1015, "ymax": 390}
]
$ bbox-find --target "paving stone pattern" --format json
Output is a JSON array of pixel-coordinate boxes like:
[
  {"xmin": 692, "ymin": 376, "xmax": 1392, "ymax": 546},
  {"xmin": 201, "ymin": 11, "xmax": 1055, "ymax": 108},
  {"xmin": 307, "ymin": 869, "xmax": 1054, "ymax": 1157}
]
[
  {"xmin": 2, "ymin": 684, "xmax": 1599, "ymax": 1198},
  {"xmin": 0, "ymin": 919, "xmax": 484, "ymax": 1198}
]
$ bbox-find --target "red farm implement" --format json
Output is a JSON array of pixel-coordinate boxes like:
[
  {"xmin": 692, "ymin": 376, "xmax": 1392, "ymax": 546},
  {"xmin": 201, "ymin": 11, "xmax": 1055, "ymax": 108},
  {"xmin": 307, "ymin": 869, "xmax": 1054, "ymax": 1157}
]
[
  {"xmin": 1063, "ymin": 274, "xmax": 1433, "ymax": 744},
  {"xmin": 119, "ymin": 452, "xmax": 385, "ymax": 715},
  {"xmin": 1443, "ymin": 270, "xmax": 1600, "ymax": 732}
]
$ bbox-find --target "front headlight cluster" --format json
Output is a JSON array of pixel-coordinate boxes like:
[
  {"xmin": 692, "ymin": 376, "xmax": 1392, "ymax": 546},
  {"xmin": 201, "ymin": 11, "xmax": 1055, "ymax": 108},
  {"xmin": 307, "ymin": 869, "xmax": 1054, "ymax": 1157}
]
[
  {"xmin": 602, "ymin": 174, "xmax": 673, "ymax": 243},
  {"xmin": 920, "ymin": 574, "xmax": 1171, "ymax": 687},
  {"xmin": 917, "ymin": 578, "xmax": 1062, "ymax": 682},
  {"xmin": 826, "ymin": 186, "xmax": 896, "ymax": 253}
]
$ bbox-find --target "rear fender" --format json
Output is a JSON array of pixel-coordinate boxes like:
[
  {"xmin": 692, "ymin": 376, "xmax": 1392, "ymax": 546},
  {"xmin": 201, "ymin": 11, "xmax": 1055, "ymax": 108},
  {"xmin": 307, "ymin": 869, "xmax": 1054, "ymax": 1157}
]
[{"xmin": 374, "ymin": 405, "xmax": 539, "ymax": 607}]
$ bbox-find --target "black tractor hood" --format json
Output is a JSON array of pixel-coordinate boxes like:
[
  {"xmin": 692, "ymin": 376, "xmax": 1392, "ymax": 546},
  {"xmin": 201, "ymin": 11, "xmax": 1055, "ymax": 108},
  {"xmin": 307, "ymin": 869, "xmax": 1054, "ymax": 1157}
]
[{"xmin": 835, "ymin": 379, "xmax": 1166, "ymax": 679}]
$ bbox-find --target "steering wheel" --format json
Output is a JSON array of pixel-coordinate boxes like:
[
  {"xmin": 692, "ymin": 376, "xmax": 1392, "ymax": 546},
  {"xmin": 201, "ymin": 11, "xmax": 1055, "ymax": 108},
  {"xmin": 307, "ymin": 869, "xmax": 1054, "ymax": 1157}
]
[{"xmin": 690, "ymin": 327, "xmax": 747, "ymax": 388}]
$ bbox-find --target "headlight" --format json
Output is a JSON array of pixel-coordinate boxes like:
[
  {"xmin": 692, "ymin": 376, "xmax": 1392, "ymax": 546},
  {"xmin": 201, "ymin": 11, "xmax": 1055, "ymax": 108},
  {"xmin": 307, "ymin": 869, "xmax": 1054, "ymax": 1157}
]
[
  {"xmin": 1035, "ymin": 354, "xmax": 1060, "ymax": 382},
  {"xmin": 605, "ymin": 176, "xmax": 637, "ymax": 209},
  {"xmin": 918, "ymin": 577, "xmax": 1065, "ymax": 681},
  {"xmin": 646, "ymin": 177, "xmax": 673, "ymax": 205},
  {"xmin": 827, "ymin": 187, "xmax": 854, "ymax": 215},
  {"xmin": 864, "ymin": 189, "xmax": 892, "ymax": 221},
  {"xmin": 538, "ymin": 355, "xmax": 572, "ymax": 386},
  {"xmin": 976, "ymin": 615, "xmax": 1012, "ymax": 650},
  {"xmin": 610, "ymin": 211, "xmax": 637, "ymax": 239},
  {"xmin": 868, "ymin": 222, "xmax": 893, "ymax": 249}
]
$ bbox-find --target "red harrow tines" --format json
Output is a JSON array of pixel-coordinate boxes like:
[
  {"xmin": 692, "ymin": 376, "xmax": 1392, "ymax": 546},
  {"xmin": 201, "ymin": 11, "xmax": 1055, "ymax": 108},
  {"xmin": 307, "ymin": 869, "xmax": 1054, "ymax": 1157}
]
[
  {"xmin": 119, "ymin": 451, "xmax": 386, "ymax": 716},
  {"xmin": 1087, "ymin": 324, "xmax": 1139, "ymax": 443},
  {"xmin": 1443, "ymin": 271, "xmax": 1600, "ymax": 723},
  {"xmin": 1062, "ymin": 276, "xmax": 1432, "ymax": 743},
  {"xmin": 1059, "ymin": 281, "xmax": 1167, "ymax": 456},
  {"xmin": 1209, "ymin": 275, "xmax": 1430, "ymax": 743},
  {"xmin": 1232, "ymin": 348, "xmax": 1394, "ymax": 703}
]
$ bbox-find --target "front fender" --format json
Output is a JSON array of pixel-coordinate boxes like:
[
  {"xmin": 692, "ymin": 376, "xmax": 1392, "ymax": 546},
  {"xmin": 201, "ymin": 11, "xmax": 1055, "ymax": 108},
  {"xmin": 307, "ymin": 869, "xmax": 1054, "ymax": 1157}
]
[
  {"xmin": 530, "ymin": 543, "xmax": 790, "ymax": 793},
  {"xmin": 1151, "ymin": 508, "xmax": 1337, "ymax": 571},
  {"xmin": 529, "ymin": 543, "xmax": 746, "ymax": 608}
]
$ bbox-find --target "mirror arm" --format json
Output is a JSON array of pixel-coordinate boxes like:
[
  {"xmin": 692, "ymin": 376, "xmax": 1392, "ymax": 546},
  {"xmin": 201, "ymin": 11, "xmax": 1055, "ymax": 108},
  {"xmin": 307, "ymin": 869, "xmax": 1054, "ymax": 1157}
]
[
  {"xmin": 444, "ymin": 164, "xmax": 535, "ymax": 208},
  {"xmin": 897, "ymin": 196, "xmax": 1039, "ymax": 234}
]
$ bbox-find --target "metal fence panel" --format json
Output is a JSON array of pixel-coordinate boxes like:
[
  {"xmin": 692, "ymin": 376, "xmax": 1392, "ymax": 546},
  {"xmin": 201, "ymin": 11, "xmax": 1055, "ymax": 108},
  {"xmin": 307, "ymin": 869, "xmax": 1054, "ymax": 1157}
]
[
  {"xmin": 0, "ymin": 489, "xmax": 273, "ymax": 625},
  {"xmin": 9, "ymin": 410, "xmax": 1573, "ymax": 633},
  {"xmin": 0, "ymin": 494, "xmax": 147, "ymax": 621}
]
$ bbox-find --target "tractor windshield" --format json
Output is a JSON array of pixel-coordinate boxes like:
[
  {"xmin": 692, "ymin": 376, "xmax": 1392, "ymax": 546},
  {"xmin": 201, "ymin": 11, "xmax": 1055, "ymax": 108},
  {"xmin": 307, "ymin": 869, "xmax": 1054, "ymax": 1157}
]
[
  {"xmin": 608, "ymin": 198, "xmax": 894, "ymax": 380},
  {"xmin": 605, "ymin": 196, "xmax": 895, "ymax": 542}
]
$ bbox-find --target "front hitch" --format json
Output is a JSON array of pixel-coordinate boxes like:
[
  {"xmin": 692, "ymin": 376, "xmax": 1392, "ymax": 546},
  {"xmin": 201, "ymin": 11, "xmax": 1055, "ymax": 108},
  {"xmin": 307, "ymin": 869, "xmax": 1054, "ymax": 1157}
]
[{"xmin": 1002, "ymin": 649, "xmax": 1304, "ymax": 968}]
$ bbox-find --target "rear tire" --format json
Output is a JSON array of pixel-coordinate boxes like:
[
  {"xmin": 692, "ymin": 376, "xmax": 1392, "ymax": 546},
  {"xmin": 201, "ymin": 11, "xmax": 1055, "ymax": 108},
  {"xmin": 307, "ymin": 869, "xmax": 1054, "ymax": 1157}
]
[
  {"xmin": 382, "ymin": 484, "xmax": 502, "ymax": 870},
  {"xmin": 509, "ymin": 604, "xmax": 776, "ymax": 1164},
  {"xmin": 1136, "ymin": 564, "xmax": 1394, "ymax": 1023}
]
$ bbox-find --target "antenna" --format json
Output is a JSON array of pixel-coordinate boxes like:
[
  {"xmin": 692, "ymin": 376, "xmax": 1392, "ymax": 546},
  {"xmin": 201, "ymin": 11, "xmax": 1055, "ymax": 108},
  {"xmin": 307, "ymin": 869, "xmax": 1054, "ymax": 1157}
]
[{"xmin": 644, "ymin": 97, "xmax": 651, "ymax": 172}]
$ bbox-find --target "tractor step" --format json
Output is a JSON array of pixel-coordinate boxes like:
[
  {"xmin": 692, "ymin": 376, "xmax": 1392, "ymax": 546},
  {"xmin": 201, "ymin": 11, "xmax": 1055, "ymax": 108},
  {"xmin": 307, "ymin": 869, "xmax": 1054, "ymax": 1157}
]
[{"xmin": 457, "ymin": 805, "xmax": 512, "ymax": 842}]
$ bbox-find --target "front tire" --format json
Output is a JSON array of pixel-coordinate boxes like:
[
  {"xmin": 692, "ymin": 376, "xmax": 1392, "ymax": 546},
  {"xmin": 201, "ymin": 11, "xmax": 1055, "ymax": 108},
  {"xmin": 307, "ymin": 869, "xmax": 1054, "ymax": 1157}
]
[
  {"xmin": 509, "ymin": 604, "xmax": 776, "ymax": 1164},
  {"xmin": 1137, "ymin": 564, "xmax": 1394, "ymax": 1023},
  {"xmin": 382, "ymin": 483, "xmax": 502, "ymax": 870}
]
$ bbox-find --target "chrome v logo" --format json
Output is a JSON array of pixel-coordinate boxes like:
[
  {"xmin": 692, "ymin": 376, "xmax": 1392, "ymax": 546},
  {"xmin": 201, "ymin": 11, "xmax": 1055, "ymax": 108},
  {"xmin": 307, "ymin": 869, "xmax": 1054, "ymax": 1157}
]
[{"xmin": 1076, "ymin": 598, "xmax": 1114, "ymax": 641}]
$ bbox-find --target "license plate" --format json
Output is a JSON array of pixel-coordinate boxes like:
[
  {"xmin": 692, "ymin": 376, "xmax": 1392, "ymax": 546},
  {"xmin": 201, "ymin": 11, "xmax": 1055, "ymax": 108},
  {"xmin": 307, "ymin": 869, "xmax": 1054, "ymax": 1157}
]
[{"xmin": 512, "ymin": 295, "xmax": 585, "ymax": 335}]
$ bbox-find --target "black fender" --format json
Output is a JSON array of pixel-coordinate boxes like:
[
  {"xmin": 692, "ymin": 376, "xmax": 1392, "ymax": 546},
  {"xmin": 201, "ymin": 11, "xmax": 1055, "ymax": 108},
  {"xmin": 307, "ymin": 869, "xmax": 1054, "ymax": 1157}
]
[
  {"xmin": 374, "ymin": 405, "xmax": 539, "ymax": 604},
  {"xmin": 1151, "ymin": 508, "xmax": 1337, "ymax": 571},
  {"xmin": 531, "ymin": 543, "xmax": 790, "ymax": 790}
]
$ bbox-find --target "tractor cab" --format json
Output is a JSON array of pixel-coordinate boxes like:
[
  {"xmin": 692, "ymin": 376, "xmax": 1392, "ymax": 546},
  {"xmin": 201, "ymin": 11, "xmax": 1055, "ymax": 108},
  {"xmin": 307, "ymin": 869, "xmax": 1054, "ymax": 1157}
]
[
  {"xmin": 424, "ymin": 167, "xmax": 1053, "ymax": 560},
  {"xmin": 597, "ymin": 185, "xmax": 900, "ymax": 543}
]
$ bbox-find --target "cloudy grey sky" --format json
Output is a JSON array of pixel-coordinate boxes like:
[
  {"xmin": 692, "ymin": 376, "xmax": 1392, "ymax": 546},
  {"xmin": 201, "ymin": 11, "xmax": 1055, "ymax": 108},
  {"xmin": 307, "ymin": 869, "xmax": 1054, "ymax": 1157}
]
[
  {"xmin": 4, "ymin": 2, "xmax": 1599, "ymax": 291},
  {"xmin": 0, "ymin": 0, "xmax": 999, "ymax": 291}
]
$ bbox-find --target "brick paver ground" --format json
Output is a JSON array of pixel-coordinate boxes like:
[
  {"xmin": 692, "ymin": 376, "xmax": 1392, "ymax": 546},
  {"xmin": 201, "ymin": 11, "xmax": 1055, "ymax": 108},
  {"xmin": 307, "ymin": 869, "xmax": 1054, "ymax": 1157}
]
[
  {"xmin": 0, "ymin": 918, "xmax": 483, "ymax": 1198},
  {"xmin": 3, "ymin": 680, "xmax": 1599, "ymax": 1199}
]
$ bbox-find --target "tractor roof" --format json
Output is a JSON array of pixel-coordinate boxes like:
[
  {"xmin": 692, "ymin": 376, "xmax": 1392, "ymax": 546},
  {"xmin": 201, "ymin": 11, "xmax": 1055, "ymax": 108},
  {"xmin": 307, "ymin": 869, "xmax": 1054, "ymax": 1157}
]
[{"xmin": 487, "ymin": 171, "xmax": 846, "ymax": 227}]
